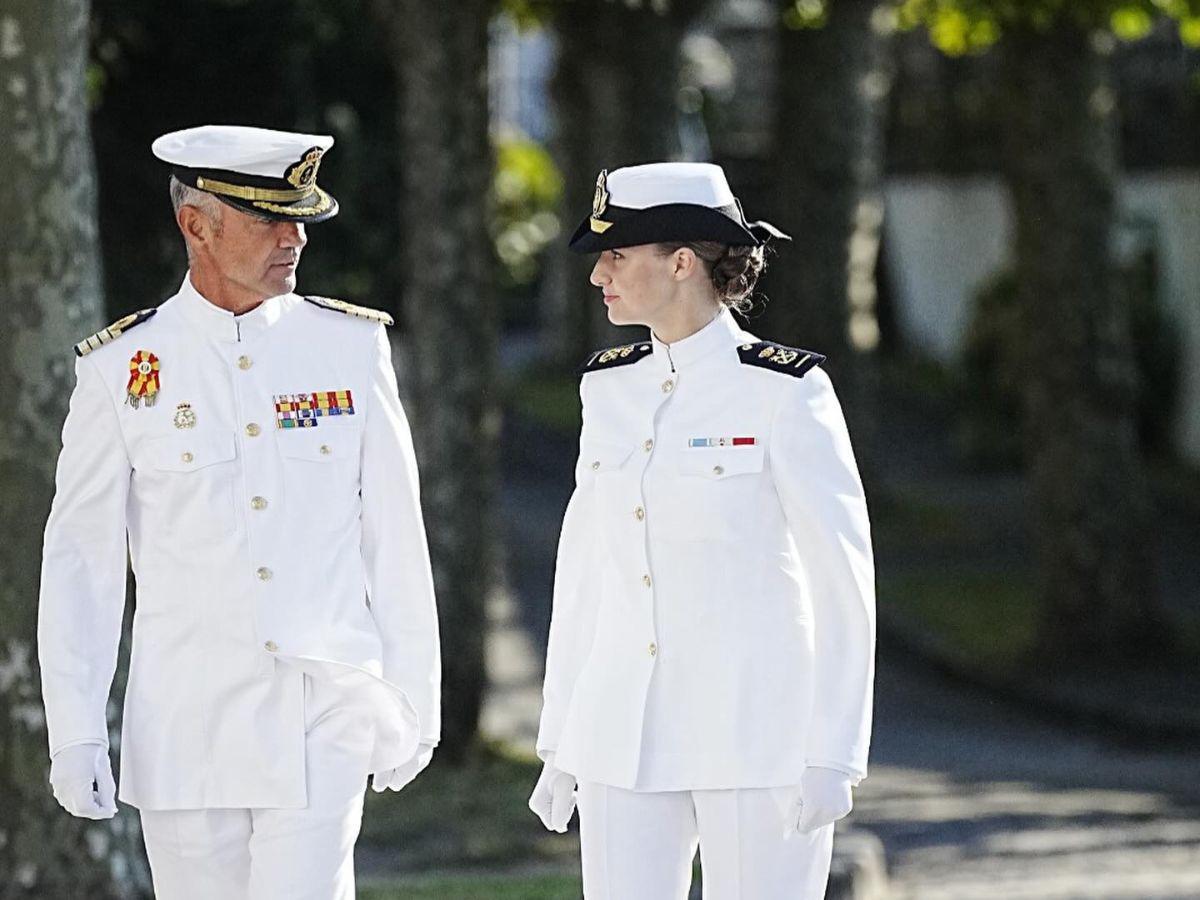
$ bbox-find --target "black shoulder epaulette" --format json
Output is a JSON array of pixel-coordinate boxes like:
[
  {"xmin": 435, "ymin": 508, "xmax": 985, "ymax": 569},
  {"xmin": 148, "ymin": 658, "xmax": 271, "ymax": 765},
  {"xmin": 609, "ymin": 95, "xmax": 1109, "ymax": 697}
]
[
  {"xmin": 736, "ymin": 341, "xmax": 825, "ymax": 378},
  {"xmin": 305, "ymin": 296, "xmax": 394, "ymax": 327},
  {"xmin": 577, "ymin": 340, "xmax": 653, "ymax": 375},
  {"xmin": 74, "ymin": 309, "xmax": 157, "ymax": 357}
]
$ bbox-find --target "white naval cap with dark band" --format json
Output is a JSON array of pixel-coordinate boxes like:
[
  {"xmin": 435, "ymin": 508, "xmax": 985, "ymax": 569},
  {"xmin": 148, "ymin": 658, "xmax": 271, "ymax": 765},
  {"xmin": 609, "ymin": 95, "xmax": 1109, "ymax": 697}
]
[
  {"xmin": 567, "ymin": 162, "xmax": 789, "ymax": 253},
  {"xmin": 152, "ymin": 125, "xmax": 339, "ymax": 224}
]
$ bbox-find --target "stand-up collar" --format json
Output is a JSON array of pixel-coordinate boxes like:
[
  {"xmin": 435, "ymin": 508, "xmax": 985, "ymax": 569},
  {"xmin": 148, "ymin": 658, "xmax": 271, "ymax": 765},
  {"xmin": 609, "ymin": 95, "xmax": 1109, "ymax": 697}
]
[
  {"xmin": 650, "ymin": 308, "xmax": 742, "ymax": 372},
  {"xmin": 173, "ymin": 272, "xmax": 293, "ymax": 343}
]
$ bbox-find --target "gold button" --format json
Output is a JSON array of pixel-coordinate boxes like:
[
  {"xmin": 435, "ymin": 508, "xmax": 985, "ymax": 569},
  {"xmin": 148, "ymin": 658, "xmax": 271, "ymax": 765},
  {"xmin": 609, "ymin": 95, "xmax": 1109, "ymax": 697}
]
[
  {"xmin": 713, "ymin": 465, "xmax": 725, "ymax": 476},
  {"xmin": 642, "ymin": 574, "xmax": 652, "ymax": 588},
  {"xmin": 648, "ymin": 642, "xmax": 658, "ymax": 657},
  {"xmin": 181, "ymin": 451, "xmax": 194, "ymax": 463},
  {"xmin": 662, "ymin": 380, "xmax": 674, "ymax": 393},
  {"xmin": 643, "ymin": 439, "xmax": 654, "ymax": 452},
  {"xmin": 250, "ymin": 496, "xmax": 268, "ymax": 511},
  {"xmin": 591, "ymin": 460, "xmax": 600, "ymax": 470},
  {"xmin": 245, "ymin": 423, "xmax": 262, "ymax": 437},
  {"xmin": 237, "ymin": 355, "xmax": 252, "ymax": 370},
  {"xmin": 264, "ymin": 640, "xmax": 278, "ymax": 652},
  {"xmin": 256, "ymin": 566, "xmax": 272, "ymax": 581},
  {"xmin": 634, "ymin": 506, "xmax": 645, "ymax": 521},
  {"xmin": 319, "ymin": 444, "xmax": 332, "ymax": 455}
]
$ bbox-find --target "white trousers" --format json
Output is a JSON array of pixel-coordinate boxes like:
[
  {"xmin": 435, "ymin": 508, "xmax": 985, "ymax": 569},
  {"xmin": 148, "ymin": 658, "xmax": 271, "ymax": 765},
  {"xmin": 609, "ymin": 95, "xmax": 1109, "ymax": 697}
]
[
  {"xmin": 139, "ymin": 672, "xmax": 374, "ymax": 900},
  {"xmin": 577, "ymin": 782, "xmax": 834, "ymax": 900}
]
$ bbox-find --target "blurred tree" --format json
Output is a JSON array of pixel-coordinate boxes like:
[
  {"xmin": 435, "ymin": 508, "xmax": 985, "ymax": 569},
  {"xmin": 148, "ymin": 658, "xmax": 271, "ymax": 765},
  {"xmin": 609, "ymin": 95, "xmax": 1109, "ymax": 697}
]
[
  {"xmin": 0, "ymin": 0, "xmax": 146, "ymax": 895},
  {"xmin": 899, "ymin": 0, "xmax": 1200, "ymax": 660},
  {"xmin": 524, "ymin": 0, "xmax": 708, "ymax": 366},
  {"xmin": 376, "ymin": 0, "xmax": 498, "ymax": 759},
  {"xmin": 765, "ymin": 0, "xmax": 894, "ymax": 374}
]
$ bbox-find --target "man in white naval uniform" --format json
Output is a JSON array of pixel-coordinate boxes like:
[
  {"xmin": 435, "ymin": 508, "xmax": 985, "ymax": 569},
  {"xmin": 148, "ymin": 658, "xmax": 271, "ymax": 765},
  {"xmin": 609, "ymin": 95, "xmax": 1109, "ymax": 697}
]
[{"xmin": 38, "ymin": 126, "xmax": 440, "ymax": 899}]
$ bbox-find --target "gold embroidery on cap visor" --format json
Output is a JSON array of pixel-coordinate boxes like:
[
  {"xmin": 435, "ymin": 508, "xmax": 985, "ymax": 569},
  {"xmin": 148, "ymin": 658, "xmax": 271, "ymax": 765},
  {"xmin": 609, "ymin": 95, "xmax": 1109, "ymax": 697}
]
[
  {"xmin": 250, "ymin": 187, "xmax": 334, "ymax": 217},
  {"xmin": 590, "ymin": 168, "xmax": 613, "ymax": 233}
]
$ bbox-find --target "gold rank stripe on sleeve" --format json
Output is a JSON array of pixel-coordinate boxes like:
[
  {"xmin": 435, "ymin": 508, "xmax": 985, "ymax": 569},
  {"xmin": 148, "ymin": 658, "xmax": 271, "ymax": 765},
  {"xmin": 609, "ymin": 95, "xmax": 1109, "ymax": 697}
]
[
  {"xmin": 576, "ymin": 341, "xmax": 653, "ymax": 375},
  {"xmin": 303, "ymin": 295, "xmax": 394, "ymax": 326},
  {"xmin": 735, "ymin": 341, "xmax": 826, "ymax": 378},
  {"xmin": 73, "ymin": 308, "xmax": 158, "ymax": 357}
]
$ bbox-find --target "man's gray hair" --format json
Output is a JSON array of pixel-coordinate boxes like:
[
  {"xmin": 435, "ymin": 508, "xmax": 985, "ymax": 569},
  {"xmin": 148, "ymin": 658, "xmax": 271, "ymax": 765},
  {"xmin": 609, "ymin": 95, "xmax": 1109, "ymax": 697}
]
[{"xmin": 169, "ymin": 175, "xmax": 224, "ymax": 259}]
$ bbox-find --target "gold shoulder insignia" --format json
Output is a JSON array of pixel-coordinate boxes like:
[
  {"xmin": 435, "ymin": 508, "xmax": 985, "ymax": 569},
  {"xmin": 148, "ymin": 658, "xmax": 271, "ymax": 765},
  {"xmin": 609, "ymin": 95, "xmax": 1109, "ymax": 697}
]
[
  {"xmin": 577, "ymin": 341, "xmax": 653, "ymax": 375},
  {"xmin": 304, "ymin": 295, "xmax": 394, "ymax": 327},
  {"xmin": 74, "ymin": 309, "xmax": 158, "ymax": 358},
  {"xmin": 736, "ymin": 341, "xmax": 825, "ymax": 378}
]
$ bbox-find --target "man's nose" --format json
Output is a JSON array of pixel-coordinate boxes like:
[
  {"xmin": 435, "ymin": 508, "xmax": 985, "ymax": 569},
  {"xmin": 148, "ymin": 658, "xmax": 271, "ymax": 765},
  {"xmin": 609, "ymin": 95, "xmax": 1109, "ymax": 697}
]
[{"xmin": 277, "ymin": 222, "xmax": 307, "ymax": 249}]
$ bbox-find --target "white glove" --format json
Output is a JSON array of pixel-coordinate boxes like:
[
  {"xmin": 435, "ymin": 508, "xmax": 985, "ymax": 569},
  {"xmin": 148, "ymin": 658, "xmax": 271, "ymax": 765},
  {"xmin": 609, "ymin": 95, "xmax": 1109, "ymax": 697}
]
[
  {"xmin": 49, "ymin": 743, "xmax": 117, "ymax": 820},
  {"xmin": 783, "ymin": 766, "xmax": 855, "ymax": 837},
  {"xmin": 527, "ymin": 754, "xmax": 577, "ymax": 833},
  {"xmin": 371, "ymin": 742, "xmax": 436, "ymax": 793}
]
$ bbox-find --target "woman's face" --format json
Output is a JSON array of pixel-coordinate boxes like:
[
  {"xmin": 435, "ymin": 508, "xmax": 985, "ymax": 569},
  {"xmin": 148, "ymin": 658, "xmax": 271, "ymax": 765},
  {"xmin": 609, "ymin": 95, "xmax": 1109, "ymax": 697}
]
[{"xmin": 589, "ymin": 244, "xmax": 676, "ymax": 327}]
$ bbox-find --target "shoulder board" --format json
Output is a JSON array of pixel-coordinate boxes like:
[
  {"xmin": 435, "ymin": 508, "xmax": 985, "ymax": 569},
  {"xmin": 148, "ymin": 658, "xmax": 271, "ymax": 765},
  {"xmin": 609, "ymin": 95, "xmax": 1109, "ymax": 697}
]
[
  {"xmin": 736, "ymin": 341, "xmax": 825, "ymax": 378},
  {"xmin": 74, "ymin": 308, "xmax": 157, "ymax": 357},
  {"xmin": 577, "ymin": 341, "xmax": 653, "ymax": 375},
  {"xmin": 304, "ymin": 296, "xmax": 394, "ymax": 327}
]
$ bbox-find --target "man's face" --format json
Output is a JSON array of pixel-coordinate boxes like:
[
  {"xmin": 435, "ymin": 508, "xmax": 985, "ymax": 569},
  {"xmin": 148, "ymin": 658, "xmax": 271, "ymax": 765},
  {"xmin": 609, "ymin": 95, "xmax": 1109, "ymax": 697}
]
[{"xmin": 201, "ymin": 205, "xmax": 308, "ymax": 301}]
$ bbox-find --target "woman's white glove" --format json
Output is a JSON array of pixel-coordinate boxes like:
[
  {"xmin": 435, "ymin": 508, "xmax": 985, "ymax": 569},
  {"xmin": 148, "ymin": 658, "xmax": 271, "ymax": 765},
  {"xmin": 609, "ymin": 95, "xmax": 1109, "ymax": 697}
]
[
  {"xmin": 49, "ymin": 743, "xmax": 117, "ymax": 820},
  {"xmin": 783, "ymin": 766, "xmax": 855, "ymax": 837},
  {"xmin": 527, "ymin": 754, "xmax": 577, "ymax": 833},
  {"xmin": 371, "ymin": 742, "xmax": 436, "ymax": 793}
]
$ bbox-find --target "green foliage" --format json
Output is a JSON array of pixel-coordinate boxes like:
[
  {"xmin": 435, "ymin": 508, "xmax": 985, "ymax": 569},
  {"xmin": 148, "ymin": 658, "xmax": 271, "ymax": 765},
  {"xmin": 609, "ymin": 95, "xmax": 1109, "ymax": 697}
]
[
  {"xmin": 895, "ymin": 0, "xmax": 1200, "ymax": 54},
  {"xmin": 783, "ymin": 0, "xmax": 830, "ymax": 30},
  {"xmin": 492, "ymin": 131, "xmax": 564, "ymax": 293},
  {"xmin": 361, "ymin": 872, "xmax": 580, "ymax": 899}
]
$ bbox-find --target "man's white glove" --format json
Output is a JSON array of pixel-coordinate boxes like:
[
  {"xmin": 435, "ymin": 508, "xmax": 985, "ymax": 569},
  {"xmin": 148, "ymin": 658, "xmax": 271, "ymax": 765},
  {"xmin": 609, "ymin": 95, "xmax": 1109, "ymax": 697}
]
[
  {"xmin": 371, "ymin": 742, "xmax": 436, "ymax": 793},
  {"xmin": 49, "ymin": 743, "xmax": 117, "ymax": 820},
  {"xmin": 527, "ymin": 754, "xmax": 577, "ymax": 833},
  {"xmin": 783, "ymin": 766, "xmax": 855, "ymax": 837}
]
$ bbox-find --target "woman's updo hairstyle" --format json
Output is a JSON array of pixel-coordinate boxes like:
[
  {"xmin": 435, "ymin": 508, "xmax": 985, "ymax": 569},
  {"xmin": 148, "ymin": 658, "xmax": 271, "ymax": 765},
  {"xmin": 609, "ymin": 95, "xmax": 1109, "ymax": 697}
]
[{"xmin": 656, "ymin": 241, "xmax": 767, "ymax": 314}]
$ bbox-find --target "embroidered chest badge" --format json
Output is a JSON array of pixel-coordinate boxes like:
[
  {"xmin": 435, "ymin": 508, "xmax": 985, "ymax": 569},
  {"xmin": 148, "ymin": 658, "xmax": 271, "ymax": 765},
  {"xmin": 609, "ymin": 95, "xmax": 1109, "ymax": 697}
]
[
  {"xmin": 173, "ymin": 402, "xmax": 197, "ymax": 429},
  {"xmin": 126, "ymin": 350, "xmax": 161, "ymax": 408},
  {"xmin": 274, "ymin": 390, "xmax": 355, "ymax": 428},
  {"xmin": 688, "ymin": 436, "xmax": 758, "ymax": 448}
]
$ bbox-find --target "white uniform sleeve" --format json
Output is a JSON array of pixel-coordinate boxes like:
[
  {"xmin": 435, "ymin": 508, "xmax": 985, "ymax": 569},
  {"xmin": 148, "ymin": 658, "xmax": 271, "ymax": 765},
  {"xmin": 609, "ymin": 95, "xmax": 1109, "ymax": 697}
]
[
  {"xmin": 536, "ymin": 385, "xmax": 601, "ymax": 762},
  {"xmin": 38, "ymin": 354, "xmax": 132, "ymax": 757},
  {"xmin": 360, "ymin": 326, "xmax": 441, "ymax": 745},
  {"xmin": 769, "ymin": 367, "xmax": 875, "ymax": 782}
]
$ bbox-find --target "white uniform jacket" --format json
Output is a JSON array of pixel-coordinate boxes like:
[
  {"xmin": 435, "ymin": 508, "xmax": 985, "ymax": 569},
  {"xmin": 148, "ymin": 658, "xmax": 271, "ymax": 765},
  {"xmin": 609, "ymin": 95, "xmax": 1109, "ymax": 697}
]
[
  {"xmin": 536, "ymin": 310, "xmax": 875, "ymax": 791},
  {"xmin": 38, "ymin": 275, "xmax": 441, "ymax": 810}
]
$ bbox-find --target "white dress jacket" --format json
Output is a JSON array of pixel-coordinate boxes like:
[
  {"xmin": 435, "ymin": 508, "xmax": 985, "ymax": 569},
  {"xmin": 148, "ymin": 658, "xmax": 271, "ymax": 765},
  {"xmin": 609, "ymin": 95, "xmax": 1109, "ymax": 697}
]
[
  {"xmin": 536, "ymin": 310, "xmax": 875, "ymax": 791},
  {"xmin": 38, "ymin": 276, "xmax": 440, "ymax": 810}
]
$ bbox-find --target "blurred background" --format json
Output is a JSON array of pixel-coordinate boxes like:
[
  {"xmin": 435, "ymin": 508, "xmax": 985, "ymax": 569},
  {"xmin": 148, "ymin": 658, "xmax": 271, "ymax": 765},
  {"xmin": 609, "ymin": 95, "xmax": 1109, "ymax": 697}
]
[{"xmin": 3, "ymin": 0, "xmax": 1200, "ymax": 897}]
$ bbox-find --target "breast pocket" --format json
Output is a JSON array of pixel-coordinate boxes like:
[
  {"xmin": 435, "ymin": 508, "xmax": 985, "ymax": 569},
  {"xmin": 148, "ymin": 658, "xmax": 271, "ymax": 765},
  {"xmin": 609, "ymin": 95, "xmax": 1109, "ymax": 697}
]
[
  {"xmin": 668, "ymin": 444, "xmax": 766, "ymax": 542},
  {"xmin": 143, "ymin": 432, "xmax": 238, "ymax": 542},
  {"xmin": 278, "ymin": 427, "xmax": 363, "ymax": 536}
]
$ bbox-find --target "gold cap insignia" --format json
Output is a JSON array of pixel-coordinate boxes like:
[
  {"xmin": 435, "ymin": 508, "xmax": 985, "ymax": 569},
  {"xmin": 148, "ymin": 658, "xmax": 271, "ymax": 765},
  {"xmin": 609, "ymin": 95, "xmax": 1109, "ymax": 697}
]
[
  {"xmin": 285, "ymin": 147, "xmax": 325, "ymax": 191},
  {"xmin": 590, "ymin": 169, "xmax": 613, "ymax": 234}
]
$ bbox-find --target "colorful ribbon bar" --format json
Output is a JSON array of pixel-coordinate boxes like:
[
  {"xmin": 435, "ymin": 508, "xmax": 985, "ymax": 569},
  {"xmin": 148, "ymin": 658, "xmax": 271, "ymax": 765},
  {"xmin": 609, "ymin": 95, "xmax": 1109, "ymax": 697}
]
[
  {"xmin": 274, "ymin": 390, "xmax": 355, "ymax": 428},
  {"xmin": 688, "ymin": 436, "xmax": 758, "ymax": 448}
]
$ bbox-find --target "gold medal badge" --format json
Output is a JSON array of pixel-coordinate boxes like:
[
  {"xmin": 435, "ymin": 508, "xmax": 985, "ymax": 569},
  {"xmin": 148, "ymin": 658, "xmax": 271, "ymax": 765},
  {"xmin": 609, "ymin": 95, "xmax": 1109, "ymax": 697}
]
[{"xmin": 126, "ymin": 350, "xmax": 161, "ymax": 408}]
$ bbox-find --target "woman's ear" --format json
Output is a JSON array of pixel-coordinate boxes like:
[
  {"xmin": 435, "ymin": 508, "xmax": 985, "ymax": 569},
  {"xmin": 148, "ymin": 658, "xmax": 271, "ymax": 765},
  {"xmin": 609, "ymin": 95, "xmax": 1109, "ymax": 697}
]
[{"xmin": 672, "ymin": 248, "xmax": 697, "ymax": 281}]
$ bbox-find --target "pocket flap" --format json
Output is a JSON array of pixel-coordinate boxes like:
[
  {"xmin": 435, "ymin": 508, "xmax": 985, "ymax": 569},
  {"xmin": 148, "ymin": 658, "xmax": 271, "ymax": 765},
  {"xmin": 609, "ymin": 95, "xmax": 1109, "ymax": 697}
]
[
  {"xmin": 577, "ymin": 438, "xmax": 636, "ymax": 476},
  {"xmin": 147, "ymin": 432, "xmax": 237, "ymax": 472},
  {"xmin": 678, "ymin": 444, "xmax": 765, "ymax": 479},
  {"xmin": 278, "ymin": 428, "xmax": 356, "ymax": 463}
]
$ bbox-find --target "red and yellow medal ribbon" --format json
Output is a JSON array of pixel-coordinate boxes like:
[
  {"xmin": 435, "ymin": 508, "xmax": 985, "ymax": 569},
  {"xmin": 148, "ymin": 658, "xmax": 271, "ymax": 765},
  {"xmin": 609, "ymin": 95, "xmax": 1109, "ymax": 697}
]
[{"xmin": 126, "ymin": 350, "xmax": 160, "ymax": 408}]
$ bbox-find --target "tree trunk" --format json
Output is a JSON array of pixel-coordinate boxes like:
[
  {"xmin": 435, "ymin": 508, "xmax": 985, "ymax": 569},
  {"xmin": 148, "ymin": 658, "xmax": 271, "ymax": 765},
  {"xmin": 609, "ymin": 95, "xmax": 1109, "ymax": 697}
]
[
  {"xmin": 384, "ymin": 0, "xmax": 498, "ymax": 759},
  {"xmin": 542, "ymin": 0, "xmax": 699, "ymax": 366},
  {"xmin": 998, "ymin": 24, "xmax": 1166, "ymax": 661},
  {"xmin": 767, "ymin": 1, "xmax": 891, "ymax": 372},
  {"xmin": 0, "ymin": 0, "xmax": 146, "ymax": 895}
]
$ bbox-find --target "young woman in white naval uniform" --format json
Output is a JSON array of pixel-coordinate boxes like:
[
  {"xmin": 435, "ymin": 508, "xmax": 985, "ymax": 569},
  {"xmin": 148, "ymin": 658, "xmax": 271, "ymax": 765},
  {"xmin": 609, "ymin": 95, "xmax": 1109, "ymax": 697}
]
[{"xmin": 528, "ymin": 162, "xmax": 876, "ymax": 899}]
